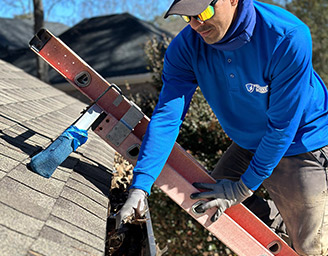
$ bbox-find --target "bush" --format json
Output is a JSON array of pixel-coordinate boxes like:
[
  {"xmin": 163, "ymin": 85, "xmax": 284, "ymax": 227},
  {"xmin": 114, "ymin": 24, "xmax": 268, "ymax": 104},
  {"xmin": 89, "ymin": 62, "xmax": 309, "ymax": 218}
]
[{"xmin": 140, "ymin": 36, "xmax": 235, "ymax": 255}]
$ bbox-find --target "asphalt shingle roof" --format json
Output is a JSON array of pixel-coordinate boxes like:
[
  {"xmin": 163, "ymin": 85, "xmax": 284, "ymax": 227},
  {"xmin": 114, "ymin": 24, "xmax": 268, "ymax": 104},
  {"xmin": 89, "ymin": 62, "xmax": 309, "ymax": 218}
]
[{"xmin": 0, "ymin": 59, "xmax": 115, "ymax": 256}]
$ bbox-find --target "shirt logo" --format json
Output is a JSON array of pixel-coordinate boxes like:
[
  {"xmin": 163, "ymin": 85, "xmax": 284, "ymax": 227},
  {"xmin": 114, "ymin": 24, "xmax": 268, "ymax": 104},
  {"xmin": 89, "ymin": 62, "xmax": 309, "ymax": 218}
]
[{"xmin": 245, "ymin": 83, "xmax": 268, "ymax": 94}]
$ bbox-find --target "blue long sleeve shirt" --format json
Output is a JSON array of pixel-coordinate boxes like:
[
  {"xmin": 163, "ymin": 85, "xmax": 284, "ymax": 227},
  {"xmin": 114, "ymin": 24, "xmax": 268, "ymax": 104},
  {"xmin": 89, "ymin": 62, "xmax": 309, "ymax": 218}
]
[{"xmin": 131, "ymin": 0, "xmax": 328, "ymax": 195}]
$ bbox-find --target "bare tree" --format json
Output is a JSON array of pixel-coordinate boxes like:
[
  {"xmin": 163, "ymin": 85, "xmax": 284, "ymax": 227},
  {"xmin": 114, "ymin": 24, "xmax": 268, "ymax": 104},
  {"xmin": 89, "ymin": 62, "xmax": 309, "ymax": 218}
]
[
  {"xmin": 33, "ymin": 0, "xmax": 49, "ymax": 82},
  {"xmin": 1, "ymin": 0, "xmax": 32, "ymax": 17}
]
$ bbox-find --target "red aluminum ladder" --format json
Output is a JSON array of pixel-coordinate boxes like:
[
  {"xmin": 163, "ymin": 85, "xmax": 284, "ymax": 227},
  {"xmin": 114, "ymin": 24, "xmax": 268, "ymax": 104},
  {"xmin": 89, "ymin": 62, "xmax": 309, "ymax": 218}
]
[{"xmin": 29, "ymin": 29, "xmax": 298, "ymax": 256}]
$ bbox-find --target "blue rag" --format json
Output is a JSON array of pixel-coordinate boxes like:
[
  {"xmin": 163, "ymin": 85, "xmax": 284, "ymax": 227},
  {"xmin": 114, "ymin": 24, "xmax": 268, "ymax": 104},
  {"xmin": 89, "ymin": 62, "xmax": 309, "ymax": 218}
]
[{"xmin": 29, "ymin": 126, "xmax": 88, "ymax": 178}]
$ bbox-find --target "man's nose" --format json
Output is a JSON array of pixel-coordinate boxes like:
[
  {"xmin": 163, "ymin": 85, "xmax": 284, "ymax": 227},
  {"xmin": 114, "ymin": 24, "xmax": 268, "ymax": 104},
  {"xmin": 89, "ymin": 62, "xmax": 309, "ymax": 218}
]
[{"xmin": 189, "ymin": 17, "xmax": 204, "ymax": 29}]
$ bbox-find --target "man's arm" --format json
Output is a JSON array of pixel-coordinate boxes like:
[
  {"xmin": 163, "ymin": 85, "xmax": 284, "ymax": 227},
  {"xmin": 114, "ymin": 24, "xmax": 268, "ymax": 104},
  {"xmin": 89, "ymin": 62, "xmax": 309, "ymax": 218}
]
[
  {"xmin": 115, "ymin": 33, "xmax": 197, "ymax": 228},
  {"xmin": 130, "ymin": 33, "xmax": 198, "ymax": 195}
]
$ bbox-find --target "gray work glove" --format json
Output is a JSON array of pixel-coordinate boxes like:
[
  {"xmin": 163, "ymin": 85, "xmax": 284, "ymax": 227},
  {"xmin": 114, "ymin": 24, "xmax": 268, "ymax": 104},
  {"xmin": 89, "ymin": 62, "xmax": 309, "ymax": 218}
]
[
  {"xmin": 115, "ymin": 188, "xmax": 147, "ymax": 229},
  {"xmin": 190, "ymin": 179, "xmax": 253, "ymax": 222}
]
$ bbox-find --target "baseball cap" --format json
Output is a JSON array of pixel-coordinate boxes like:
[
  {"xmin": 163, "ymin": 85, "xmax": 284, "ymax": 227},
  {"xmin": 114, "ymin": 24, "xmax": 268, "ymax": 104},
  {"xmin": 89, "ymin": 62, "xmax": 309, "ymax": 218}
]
[{"xmin": 164, "ymin": 0, "xmax": 213, "ymax": 18}]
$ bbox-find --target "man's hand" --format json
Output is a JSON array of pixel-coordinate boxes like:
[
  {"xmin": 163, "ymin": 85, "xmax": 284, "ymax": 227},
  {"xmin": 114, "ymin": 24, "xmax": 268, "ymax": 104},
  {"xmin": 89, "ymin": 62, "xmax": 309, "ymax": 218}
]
[
  {"xmin": 190, "ymin": 179, "xmax": 253, "ymax": 222},
  {"xmin": 115, "ymin": 189, "xmax": 147, "ymax": 229}
]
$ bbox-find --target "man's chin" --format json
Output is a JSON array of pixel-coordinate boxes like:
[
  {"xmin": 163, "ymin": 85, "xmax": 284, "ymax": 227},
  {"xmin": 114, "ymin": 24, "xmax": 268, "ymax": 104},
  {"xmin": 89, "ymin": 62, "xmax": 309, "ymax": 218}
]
[
  {"xmin": 203, "ymin": 37, "xmax": 219, "ymax": 45},
  {"xmin": 202, "ymin": 34, "xmax": 223, "ymax": 45}
]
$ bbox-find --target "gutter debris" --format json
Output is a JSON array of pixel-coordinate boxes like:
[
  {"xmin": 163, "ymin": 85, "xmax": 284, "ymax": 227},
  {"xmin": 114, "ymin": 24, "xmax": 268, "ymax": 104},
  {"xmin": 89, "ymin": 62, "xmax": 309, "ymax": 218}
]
[{"xmin": 106, "ymin": 153, "xmax": 168, "ymax": 256}]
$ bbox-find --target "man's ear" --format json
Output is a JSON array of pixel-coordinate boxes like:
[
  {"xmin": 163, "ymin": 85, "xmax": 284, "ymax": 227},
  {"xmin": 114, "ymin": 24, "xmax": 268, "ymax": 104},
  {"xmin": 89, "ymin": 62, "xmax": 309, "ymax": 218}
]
[{"xmin": 231, "ymin": 0, "xmax": 238, "ymax": 6}]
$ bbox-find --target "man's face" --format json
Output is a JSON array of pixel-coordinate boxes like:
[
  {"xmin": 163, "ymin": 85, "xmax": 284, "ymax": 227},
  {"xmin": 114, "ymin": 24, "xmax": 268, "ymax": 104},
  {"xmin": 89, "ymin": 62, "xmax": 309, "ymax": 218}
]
[{"xmin": 189, "ymin": 0, "xmax": 238, "ymax": 44}]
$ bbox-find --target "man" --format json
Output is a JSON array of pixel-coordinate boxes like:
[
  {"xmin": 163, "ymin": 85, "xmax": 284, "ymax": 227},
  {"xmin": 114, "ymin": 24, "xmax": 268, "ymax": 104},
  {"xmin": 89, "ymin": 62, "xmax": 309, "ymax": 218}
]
[{"xmin": 116, "ymin": 0, "xmax": 328, "ymax": 255}]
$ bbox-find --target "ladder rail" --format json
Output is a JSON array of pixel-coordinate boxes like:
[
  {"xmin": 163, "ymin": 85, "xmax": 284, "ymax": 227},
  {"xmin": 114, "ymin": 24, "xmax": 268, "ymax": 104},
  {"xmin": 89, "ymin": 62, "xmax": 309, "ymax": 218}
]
[{"xmin": 29, "ymin": 29, "xmax": 298, "ymax": 256}]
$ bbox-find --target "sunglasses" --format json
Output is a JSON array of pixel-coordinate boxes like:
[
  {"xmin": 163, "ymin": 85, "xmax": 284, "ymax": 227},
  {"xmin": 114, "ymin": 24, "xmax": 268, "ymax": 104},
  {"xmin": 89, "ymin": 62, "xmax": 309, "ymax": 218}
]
[{"xmin": 181, "ymin": 0, "xmax": 218, "ymax": 23}]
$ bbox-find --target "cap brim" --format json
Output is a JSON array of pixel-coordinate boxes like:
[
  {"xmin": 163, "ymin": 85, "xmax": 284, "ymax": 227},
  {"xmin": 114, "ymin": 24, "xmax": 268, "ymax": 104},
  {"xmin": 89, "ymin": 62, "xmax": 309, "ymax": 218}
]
[{"xmin": 164, "ymin": 0, "xmax": 213, "ymax": 18}]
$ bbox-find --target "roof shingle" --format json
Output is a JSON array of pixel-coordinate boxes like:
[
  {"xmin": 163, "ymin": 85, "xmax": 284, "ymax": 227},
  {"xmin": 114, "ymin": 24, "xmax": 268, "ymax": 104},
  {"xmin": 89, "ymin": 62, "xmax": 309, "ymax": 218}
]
[{"xmin": 0, "ymin": 59, "xmax": 115, "ymax": 256}]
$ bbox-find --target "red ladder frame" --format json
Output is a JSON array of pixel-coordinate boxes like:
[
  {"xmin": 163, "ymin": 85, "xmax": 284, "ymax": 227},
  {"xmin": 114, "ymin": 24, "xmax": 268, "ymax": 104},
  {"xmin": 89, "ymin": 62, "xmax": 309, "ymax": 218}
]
[{"xmin": 29, "ymin": 29, "xmax": 298, "ymax": 256}]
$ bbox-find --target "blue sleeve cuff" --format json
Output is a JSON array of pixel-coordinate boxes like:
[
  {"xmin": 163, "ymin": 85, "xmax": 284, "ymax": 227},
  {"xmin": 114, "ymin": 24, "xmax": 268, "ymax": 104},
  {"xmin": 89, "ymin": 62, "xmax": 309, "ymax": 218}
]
[
  {"xmin": 130, "ymin": 172, "xmax": 155, "ymax": 195},
  {"xmin": 241, "ymin": 166, "xmax": 265, "ymax": 191}
]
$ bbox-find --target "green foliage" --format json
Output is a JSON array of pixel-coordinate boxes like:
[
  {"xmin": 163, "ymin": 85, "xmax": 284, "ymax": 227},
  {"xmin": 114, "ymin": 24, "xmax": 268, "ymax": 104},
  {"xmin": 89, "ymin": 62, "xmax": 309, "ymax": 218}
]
[
  {"xmin": 144, "ymin": 35, "xmax": 170, "ymax": 93},
  {"xmin": 179, "ymin": 87, "xmax": 231, "ymax": 169},
  {"xmin": 148, "ymin": 187, "xmax": 235, "ymax": 256}
]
